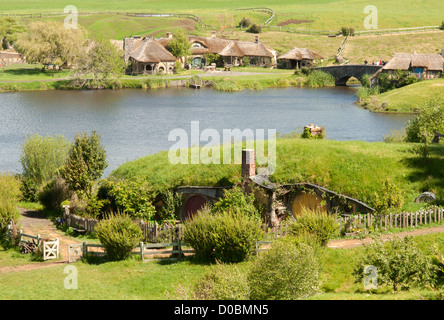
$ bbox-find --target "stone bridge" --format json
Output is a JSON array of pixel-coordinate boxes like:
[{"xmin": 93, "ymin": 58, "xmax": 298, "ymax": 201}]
[{"xmin": 315, "ymin": 64, "xmax": 382, "ymax": 86}]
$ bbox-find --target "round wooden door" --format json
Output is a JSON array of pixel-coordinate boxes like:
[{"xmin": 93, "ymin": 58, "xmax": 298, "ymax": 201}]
[{"xmin": 185, "ymin": 195, "xmax": 207, "ymax": 219}]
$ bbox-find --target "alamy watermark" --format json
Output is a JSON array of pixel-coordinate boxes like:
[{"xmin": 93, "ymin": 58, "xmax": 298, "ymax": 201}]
[
  {"xmin": 64, "ymin": 265, "xmax": 78, "ymax": 290},
  {"xmin": 363, "ymin": 265, "xmax": 378, "ymax": 290},
  {"xmin": 363, "ymin": 5, "xmax": 378, "ymax": 30},
  {"xmin": 168, "ymin": 121, "xmax": 277, "ymax": 175},
  {"xmin": 64, "ymin": 5, "xmax": 78, "ymax": 29}
]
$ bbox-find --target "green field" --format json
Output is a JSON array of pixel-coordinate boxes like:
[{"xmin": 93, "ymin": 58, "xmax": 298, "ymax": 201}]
[
  {"xmin": 1, "ymin": 0, "xmax": 443, "ymax": 31},
  {"xmin": 1, "ymin": 231, "xmax": 443, "ymax": 300}
]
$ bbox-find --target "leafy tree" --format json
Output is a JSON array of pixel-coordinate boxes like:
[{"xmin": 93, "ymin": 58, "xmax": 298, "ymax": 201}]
[
  {"xmin": 74, "ymin": 37, "xmax": 125, "ymax": 88},
  {"xmin": 0, "ymin": 172, "xmax": 22, "ymax": 236},
  {"xmin": 20, "ymin": 133, "xmax": 71, "ymax": 200},
  {"xmin": 14, "ymin": 21, "xmax": 85, "ymax": 68},
  {"xmin": 353, "ymin": 236, "xmax": 437, "ymax": 292},
  {"xmin": 405, "ymin": 97, "xmax": 444, "ymax": 143},
  {"xmin": 61, "ymin": 131, "xmax": 108, "ymax": 197},
  {"xmin": 0, "ymin": 17, "xmax": 27, "ymax": 50},
  {"xmin": 166, "ymin": 30, "xmax": 191, "ymax": 68}
]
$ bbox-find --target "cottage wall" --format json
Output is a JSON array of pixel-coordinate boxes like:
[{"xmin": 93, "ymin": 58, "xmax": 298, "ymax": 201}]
[{"xmin": 0, "ymin": 52, "xmax": 26, "ymax": 67}]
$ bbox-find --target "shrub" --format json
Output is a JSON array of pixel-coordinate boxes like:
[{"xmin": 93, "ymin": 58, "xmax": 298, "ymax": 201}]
[
  {"xmin": 372, "ymin": 179, "xmax": 404, "ymax": 213},
  {"xmin": 289, "ymin": 207, "xmax": 339, "ymax": 246},
  {"xmin": 305, "ymin": 70, "xmax": 335, "ymax": 87},
  {"xmin": 247, "ymin": 24, "xmax": 262, "ymax": 34},
  {"xmin": 340, "ymin": 27, "xmax": 355, "ymax": 36},
  {"xmin": 382, "ymin": 129, "xmax": 407, "ymax": 143},
  {"xmin": 212, "ymin": 186, "xmax": 258, "ymax": 218},
  {"xmin": 183, "ymin": 208, "xmax": 262, "ymax": 263},
  {"xmin": 439, "ymin": 21, "xmax": 444, "ymax": 30},
  {"xmin": 212, "ymin": 212, "xmax": 262, "ymax": 263},
  {"xmin": 239, "ymin": 17, "xmax": 252, "ymax": 28},
  {"xmin": 248, "ymin": 237, "xmax": 320, "ymax": 300},
  {"xmin": 182, "ymin": 205, "xmax": 217, "ymax": 260},
  {"xmin": 20, "ymin": 133, "xmax": 71, "ymax": 201},
  {"xmin": 353, "ymin": 236, "xmax": 437, "ymax": 292},
  {"xmin": 37, "ymin": 175, "xmax": 71, "ymax": 211},
  {"xmin": 95, "ymin": 213, "xmax": 143, "ymax": 261},
  {"xmin": 405, "ymin": 98, "xmax": 444, "ymax": 143},
  {"xmin": 158, "ymin": 189, "xmax": 182, "ymax": 221},
  {"xmin": 97, "ymin": 178, "xmax": 157, "ymax": 221},
  {"xmin": 0, "ymin": 172, "xmax": 22, "ymax": 236},
  {"xmin": 193, "ymin": 262, "xmax": 250, "ymax": 300}
]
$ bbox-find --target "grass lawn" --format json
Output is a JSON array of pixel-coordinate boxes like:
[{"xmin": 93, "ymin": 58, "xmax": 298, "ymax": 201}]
[
  {"xmin": 362, "ymin": 78, "xmax": 444, "ymax": 113},
  {"xmin": 0, "ymin": 64, "xmax": 73, "ymax": 82},
  {"xmin": 109, "ymin": 137, "xmax": 444, "ymax": 212},
  {"xmin": 1, "ymin": 231, "xmax": 443, "ymax": 300}
]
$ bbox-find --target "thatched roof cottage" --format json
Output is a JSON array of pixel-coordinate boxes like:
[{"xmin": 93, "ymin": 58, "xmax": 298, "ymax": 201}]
[
  {"xmin": 382, "ymin": 52, "xmax": 443, "ymax": 79},
  {"xmin": 188, "ymin": 34, "xmax": 277, "ymax": 68},
  {"xmin": 277, "ymin": 48, "xmax": 324, "ymax": 69},
  {"xmin": 123, "ymin": 36, "xmax": 176, "ymax": 75}
]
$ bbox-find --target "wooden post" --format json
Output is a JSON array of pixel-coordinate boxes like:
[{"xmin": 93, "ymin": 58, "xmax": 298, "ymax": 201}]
[
  {"xmin": 415, "ymin": 211, "xmax": 418, "ymax": 227},
  {"xmin": 140, "ymin": 242, "xmax": 144, "ymax": 262},
  {"xmin": 82, "ymin": 241, "xmax": 87, "ymax": 258}
]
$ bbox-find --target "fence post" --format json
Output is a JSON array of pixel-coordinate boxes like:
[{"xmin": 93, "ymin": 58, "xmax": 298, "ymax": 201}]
[
  {"xmin": 140, "ymin": 242, "xmax": 144, "ymax": 262},
  {"xmin": 82, "ymin": 241, "xmax": 87, "ymax": 258}
]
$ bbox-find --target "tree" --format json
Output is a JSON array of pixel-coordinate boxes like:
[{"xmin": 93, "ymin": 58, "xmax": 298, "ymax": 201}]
[
  {"xmin": 74, "ymin": 37, "xmax": 125, "ymax": 88},
  {"xmin": 14, "ymin": 21, "xmax": 85, "ymax": 68},
  {"xmin": 166, "ymin": 30, "xmax": 191, "ymax": 68},
  {"xmin": 61, "ymin": 131, "xmax": 108, "ymax": 197},
  {"xmin": 405, "ymin": 97, "xmax": 444, "ymax": 143},
  {"xmin": 0, "ymin": 17, "xmax": 27, "ymax": 50},
  {"xmin": 20, "ymin": 134, "xmax": 71, "ymax": 201}
]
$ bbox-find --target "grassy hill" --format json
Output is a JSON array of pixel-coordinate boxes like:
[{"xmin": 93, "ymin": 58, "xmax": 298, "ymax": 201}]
[
  {"xmin": 109, "ymin": 138, "xmax": 444, "ymax": 212},
  {"xmin": 361, "ymin": 79, "xmax": 444, "ymax": 113}
]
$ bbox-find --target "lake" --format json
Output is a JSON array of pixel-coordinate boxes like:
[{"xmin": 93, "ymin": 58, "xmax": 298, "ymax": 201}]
[{"xmin": 0, "ymin": 87, "xmax": 414, "ymax": 176}]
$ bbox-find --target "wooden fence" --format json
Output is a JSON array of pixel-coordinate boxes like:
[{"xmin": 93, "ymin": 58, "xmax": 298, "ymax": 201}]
[
  {"xmin": 336, "ymin": 207, "xmax": 444, "ymax": 232},
  {"xmin": 7, "ymin": 225, "xmax": 42, "ymax": 246},
  {"xmin": 63, "ymin": 206, "xmax": 183, "ymax": 243},
  {"xmin": 0, "ymin": 11, "xmax": 213, "ymax": 29},
  {"xmin": 267, "ymin": 25, "xmax": 440, "ymax": 36},
  {"xmin": 77, "ymin": 239, "xmax": 272, "ymax": 262}
]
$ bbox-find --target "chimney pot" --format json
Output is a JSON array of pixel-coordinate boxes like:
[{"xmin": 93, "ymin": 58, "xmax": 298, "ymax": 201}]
[{"xmin": 242, "ymin": 149, "xmax": 256, "ymax": 177}]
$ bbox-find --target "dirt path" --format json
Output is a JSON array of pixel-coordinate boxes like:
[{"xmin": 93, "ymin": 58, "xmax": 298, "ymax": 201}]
[
  {"xmin": 327, "ymin": 225, "xmax": 444, "ymax": 249},
  {"xmin": 0, "ymin": 208, "xmax": 80, "ymax": 274}
]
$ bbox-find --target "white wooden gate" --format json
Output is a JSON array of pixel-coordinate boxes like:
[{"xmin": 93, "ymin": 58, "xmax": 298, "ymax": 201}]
[{"xmin": 43, "ymin": 239, "xmax": 59, "ymax": 261}]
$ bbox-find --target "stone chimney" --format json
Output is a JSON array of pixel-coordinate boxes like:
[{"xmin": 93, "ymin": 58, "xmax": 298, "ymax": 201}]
[
  {"xmin": 241, "ymin": 149, "xmax": 256, "ymax": 177},
  {"xmin": 123, "ymin": 37, "xmax": 134, "ymax": 62},
  {"xmin": 211, "ymin": 31, "xmax": 217, "ymax": 38},
  {"xmin": 166, "ymin": 32, "xmax": 173, "ymax": 39}
]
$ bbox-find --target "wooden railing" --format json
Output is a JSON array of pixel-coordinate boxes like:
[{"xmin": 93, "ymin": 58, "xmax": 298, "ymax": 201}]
[{"xmin": 336, "ymin": 207, "xmax": 444, "ymax": 232}]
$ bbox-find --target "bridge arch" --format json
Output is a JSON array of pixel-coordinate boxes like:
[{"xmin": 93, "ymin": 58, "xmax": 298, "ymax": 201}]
[{"xmin": 315, "ymin": 65, "xmax": 382, "ymax": 86}]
